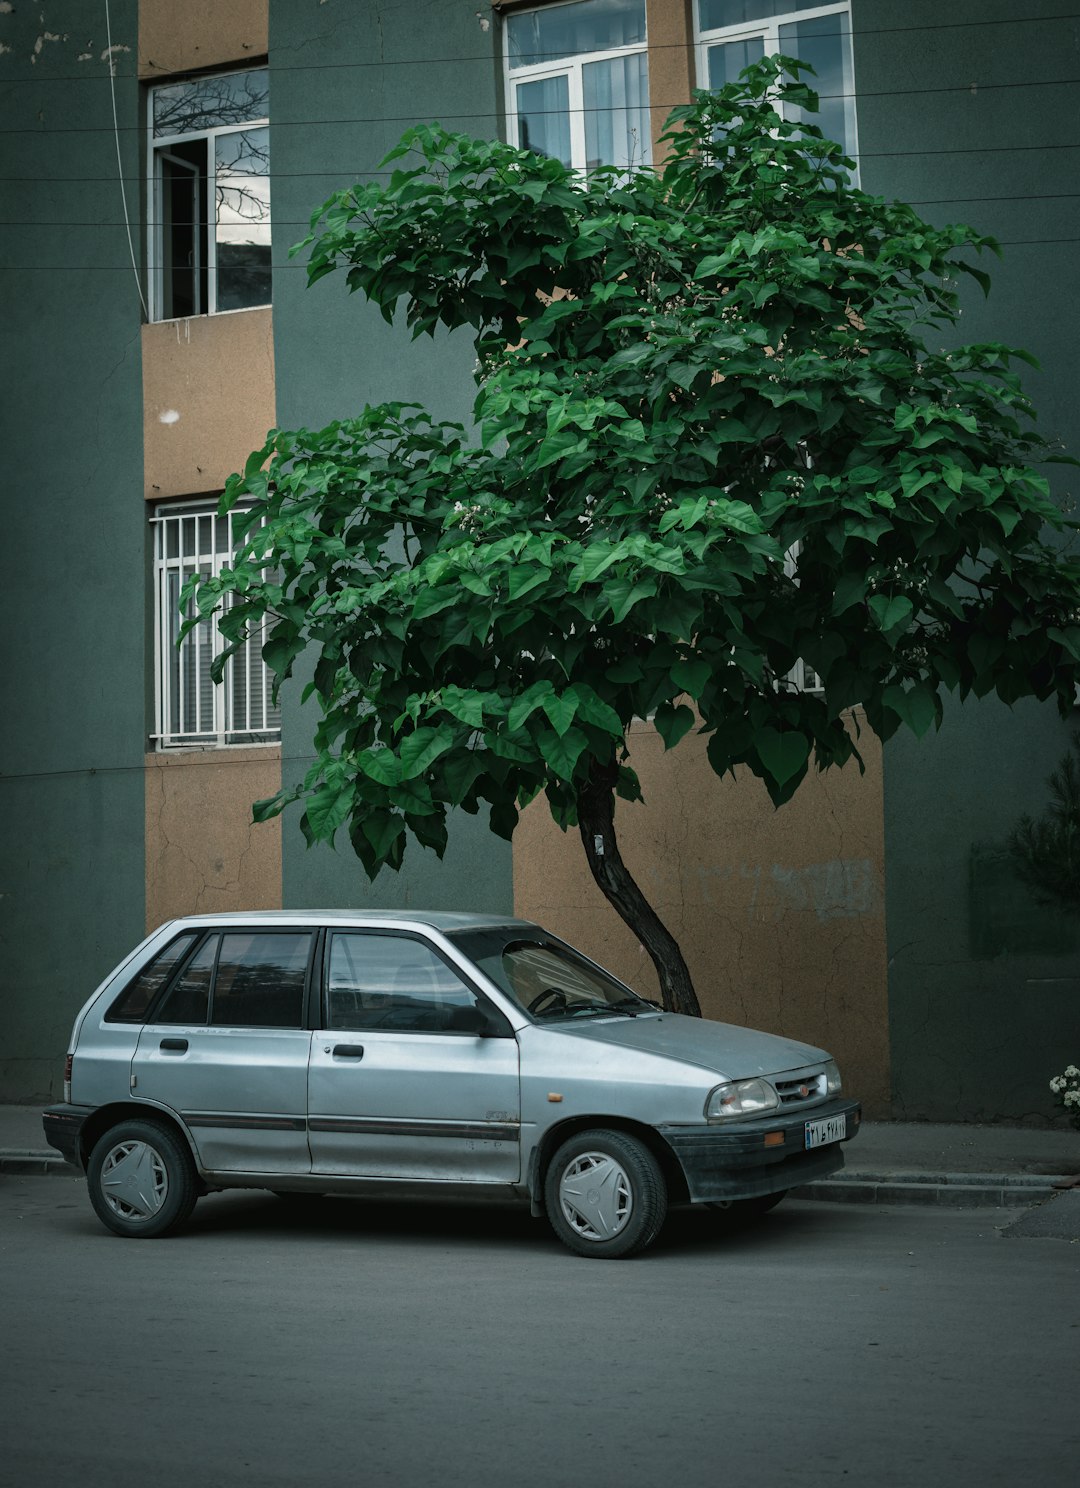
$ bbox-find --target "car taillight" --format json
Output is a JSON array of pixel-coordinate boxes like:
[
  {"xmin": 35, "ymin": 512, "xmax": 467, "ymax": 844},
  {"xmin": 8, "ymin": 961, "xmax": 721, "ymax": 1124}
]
[{"xmin": 64, "ymin": 1053, "xmax": 72, "ymax": 1104}]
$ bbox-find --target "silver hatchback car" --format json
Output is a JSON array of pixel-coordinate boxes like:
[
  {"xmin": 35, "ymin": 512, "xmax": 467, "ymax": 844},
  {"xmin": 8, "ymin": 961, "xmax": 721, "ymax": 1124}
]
[{"xmin": 44, "ymin": 911, "xmax": 860, "ymax": 1258}]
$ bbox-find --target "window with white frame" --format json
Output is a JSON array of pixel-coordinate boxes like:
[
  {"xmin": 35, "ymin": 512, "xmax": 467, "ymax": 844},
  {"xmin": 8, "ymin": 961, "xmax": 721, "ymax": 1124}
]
[
  {"xmin": 148, "ymin": 67, "xmax": 271, "ymax": 322},
  {"xmin": 505, "ymin": 0, "xmax": 651, "ymax": 174},
  {"xmin": 152, "ymin": 504, "xmax": 280, "ymax": 749},
  {"xmin": 696, "ymin": 2, "xmax": 856, "ymax": 165}
]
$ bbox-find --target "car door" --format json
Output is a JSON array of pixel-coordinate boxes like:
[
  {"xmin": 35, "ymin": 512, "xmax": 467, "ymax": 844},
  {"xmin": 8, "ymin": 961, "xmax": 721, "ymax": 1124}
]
[
  {"xmin": 131, "ymin": 928, "xmax": 314, "ymax": 1174},
  {"xmin": 307, "ymin": 930, "xmax": 521, "ymax": 1183}
]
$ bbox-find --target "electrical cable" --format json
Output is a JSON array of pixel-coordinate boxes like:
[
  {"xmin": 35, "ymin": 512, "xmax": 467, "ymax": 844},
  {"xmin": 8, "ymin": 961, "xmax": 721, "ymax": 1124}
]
[
  {"xmin": 1, "ymin": 9, "xmax": 1078, "ymax": 84},
  {"xmin": 5, "ymin": 190, "xmax": 1080, "ymax": 228},
  {"xmin": 103, "ymin": 0, "xmax": 148, "ymax": 319},
  {"xmin": 4, "ymin": 73, "xmax": 1080, "ymax": 135}
]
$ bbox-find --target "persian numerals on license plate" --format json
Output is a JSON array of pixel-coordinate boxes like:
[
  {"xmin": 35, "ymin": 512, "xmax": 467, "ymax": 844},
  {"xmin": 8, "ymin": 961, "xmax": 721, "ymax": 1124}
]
[{"xmin": 804, "ymin": 1114, "xmax": 846, "ymax": 1150}]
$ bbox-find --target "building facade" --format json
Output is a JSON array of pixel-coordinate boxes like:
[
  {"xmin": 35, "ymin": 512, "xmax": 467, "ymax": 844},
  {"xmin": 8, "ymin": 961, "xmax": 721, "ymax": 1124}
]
[{"xmin": 2, "ymin": 0, "xmax": 1077, "ymax": 1118}]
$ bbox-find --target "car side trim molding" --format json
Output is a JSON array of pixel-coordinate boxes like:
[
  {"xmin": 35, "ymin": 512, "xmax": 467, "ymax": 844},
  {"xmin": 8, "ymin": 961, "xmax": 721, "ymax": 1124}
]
[
  {"xmin": 183, "ymin": 1112, "xmax": 307, "ymax": 1132},
  {"xmin": 308, "ymin": 1115, "xmax": 520, "ymax": 1142}
]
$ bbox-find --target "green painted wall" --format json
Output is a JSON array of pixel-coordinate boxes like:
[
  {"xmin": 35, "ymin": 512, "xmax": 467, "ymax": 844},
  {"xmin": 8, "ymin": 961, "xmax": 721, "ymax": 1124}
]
[
  {"xmin": 0, "ymin": 2, "xmax": 147, "ymax": 1100},
  {"xmin": 268, "ymin": 0, "xmax": 513, "ymax": 914},
  {"xmin": 855, "ymin": 0, "xmax": 1080, "ymax": 1118}
]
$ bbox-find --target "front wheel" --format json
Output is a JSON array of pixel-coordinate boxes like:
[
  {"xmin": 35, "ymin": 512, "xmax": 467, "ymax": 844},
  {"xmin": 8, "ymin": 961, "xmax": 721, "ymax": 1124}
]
[
  {"xmin": 86, "ymin": 1120, "xmax": 199, "ymax": 1238},
  {"xmin": 544, "ymin": 1129, "xmax": 668, "ymax": 1259}
]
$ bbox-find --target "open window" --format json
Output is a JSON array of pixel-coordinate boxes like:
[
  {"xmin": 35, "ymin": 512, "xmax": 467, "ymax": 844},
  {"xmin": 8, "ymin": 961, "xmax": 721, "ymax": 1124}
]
[{"xmin": 149, "ymin": 67, "xmax": 271, "ymax": 320}]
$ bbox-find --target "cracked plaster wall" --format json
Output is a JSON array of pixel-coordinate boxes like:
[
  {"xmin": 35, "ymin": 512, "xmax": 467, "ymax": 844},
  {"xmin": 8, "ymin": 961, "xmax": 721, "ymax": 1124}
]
[
  {"xmin": 139, "ymin": 0, "xmax": 267, "ymax": 78},
  {"xmin": 145, "ymin": 749, "xmax": 283, "ymax": 932},
  {"xmin": 514, "ymin": 718, "xmax": 890, "ymax": 1117},
  {"xmin": 142, "ymin": 309, "xmax": 276, "ymax": 500}
]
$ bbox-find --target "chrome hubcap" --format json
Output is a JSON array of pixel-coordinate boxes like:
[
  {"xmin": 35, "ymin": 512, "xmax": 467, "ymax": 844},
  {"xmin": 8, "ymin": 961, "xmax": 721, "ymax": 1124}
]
[
  {"xmin": 559, "ymin": 1152, "xmax": 632, "ymax": 1242},
  {"xmin": 100, "ymin": 1140, "xmax": 168, "ymax": 1221}
]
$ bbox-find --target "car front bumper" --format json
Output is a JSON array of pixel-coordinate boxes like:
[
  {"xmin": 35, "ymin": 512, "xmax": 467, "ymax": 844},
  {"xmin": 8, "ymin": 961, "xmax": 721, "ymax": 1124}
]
[{"xmin": 660, "ymin": 1097, "xmax": 862, "ymax": 1203}]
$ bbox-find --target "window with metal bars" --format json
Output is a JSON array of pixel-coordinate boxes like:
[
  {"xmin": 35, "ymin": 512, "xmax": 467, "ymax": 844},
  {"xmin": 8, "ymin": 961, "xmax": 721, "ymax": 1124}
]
[{"xmin": 151, "ymin": 504, "xmax": 281, "ymax": 750}]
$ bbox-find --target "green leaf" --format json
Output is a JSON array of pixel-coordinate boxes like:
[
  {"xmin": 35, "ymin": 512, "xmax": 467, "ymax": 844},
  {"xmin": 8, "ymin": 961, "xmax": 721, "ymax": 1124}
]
[
  {"xmin": 398, "ymin": 727, "xmax": 454, "ymax": 779},
  {"xmin": 304, "ymin": 780, "xmax": 356, "ymax": 841},
  {"xmin": 542, "ymin": 691, "xmax": 579, "ymax": 737},
  {"xmin": 412, "ymin": 585, "xmax": 458, "ymax": 620},
  {"xmin": 671, "ymin": 658, "xmax": 712, "ymax": 698},
  {"xmin": 358, "ymin": 747, "xmax": 402, "ymax": 787},
  {"xmin": 539, "ymin": 726, "xmax": 589, "ymax": 780},
  {"xmin": 440, "ymin": 748, "xmax": 485, "ymax": 803},
  {"xmin": 831, "ymin": 572, "xmax": 868, "ymax": 616},
  {"xmin": 654, "ymin": 702, "xmax": 696, "ymax": 750},
  {"xmin": 605, "ymin": 576, "xmax": 657, "ymax": 623},
  {"xmin": 756, "ymin": 727, "xmax": 810, "ymax": 788},
  {"xmin": 884, "ymin": 682, "xmax": 939, "ymax": 738},
  {"xmin": 568, "ymin": 684, "xmax": 624, "ymax": 738},
  {"xmin": 868, "ymin": 594, "xmax": 914, "ymax": 635},
  {"xmin": 360, "ymin": 809, "xmax": 407, "ymax": 862},
  {"xmin": 508, "ymin": 683, "xmax": 553, "ymax": 733}
]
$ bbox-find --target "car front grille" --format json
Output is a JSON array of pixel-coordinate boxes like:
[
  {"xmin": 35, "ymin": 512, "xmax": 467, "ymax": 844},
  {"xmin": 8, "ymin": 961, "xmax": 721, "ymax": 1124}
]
[{"xmin": 775, "ymin": 1071, "xmax": 826, "ymax": 1106}]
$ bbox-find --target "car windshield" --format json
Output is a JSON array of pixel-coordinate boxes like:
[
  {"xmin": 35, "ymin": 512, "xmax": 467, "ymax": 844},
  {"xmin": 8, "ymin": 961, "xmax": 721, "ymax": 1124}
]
[{"xmin": 445, "ymin": 927, "xmax": 654, "ymax": 1021}]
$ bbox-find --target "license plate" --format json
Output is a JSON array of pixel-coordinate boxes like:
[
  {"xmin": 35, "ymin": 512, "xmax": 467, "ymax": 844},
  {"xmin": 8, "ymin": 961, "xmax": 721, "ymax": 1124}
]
[{"xmin": 805, "ymin": 1115, "xmax": 846, "ymax": 1150}]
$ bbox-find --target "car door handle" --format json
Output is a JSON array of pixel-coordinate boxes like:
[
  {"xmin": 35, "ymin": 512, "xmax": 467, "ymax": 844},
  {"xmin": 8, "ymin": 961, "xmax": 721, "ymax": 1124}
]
[
  {"xmin": 332, "ymin": 1044, "xmax": 365, "ymax": 1059},
  {"xmin": 160, "ymin": 1038, "xmax": 188, "ymax": 1053}
]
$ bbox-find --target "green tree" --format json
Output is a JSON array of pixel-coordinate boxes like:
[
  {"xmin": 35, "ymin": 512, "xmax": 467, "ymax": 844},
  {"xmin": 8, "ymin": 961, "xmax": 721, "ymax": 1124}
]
[
  {"xmin": 188, "ymin": 60, "xmax": 1080, "ymax": 1016},
  {"xmin": 1009, "ymin": 735, "xmax": 1080, "ymax": 913}
]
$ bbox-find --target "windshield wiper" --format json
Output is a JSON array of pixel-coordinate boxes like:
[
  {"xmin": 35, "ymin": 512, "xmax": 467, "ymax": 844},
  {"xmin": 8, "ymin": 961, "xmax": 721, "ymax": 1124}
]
[{"xmin": 564, "ymin": 999, "xmax": 641, "ymax": 1019}]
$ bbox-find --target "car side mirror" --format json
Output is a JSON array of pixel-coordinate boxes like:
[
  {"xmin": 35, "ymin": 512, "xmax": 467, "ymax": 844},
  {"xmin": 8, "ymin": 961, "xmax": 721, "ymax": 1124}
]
[{"xmin": 450, "ymin": 1004, "xmax": 511, "ymax": 1038}]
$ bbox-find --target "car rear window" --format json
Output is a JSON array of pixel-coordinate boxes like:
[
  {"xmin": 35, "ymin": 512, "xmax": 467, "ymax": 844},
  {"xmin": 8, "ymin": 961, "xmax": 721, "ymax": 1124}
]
[{"xmin": 104, "ymin": 932, "xmax": 199, "ymax": 1023}]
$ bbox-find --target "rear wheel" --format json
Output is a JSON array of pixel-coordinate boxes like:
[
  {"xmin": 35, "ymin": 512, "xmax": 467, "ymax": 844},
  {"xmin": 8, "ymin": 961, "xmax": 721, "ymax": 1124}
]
[
  {"xmin": 544, "ymin": 1129, "xmax": 667, "ymax": 1259},
  {"xmin": 87, "ymin": 1120, "xmax": 198, "ymax": 1238}
]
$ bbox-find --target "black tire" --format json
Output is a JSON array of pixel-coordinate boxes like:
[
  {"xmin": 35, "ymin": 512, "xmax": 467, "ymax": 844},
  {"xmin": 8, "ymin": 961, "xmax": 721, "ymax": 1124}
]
[
  {"xmin": 706, "ymin": 1190, "xmax": 788, "ymax": 1222},
  {"xmin": 86, "ymin": 1119, "xmax": 199, "ymax": 1239},
  {"xmin": 544, "ymin": 1129, "xmax": 668, "ymax": 1259}
]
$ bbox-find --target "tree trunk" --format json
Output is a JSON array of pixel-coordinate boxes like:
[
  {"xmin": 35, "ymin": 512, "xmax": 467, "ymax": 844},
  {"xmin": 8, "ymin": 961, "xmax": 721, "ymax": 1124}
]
[{"xmin": 575, "ymin": 755, "xmax": 702, "ymax": 1017}]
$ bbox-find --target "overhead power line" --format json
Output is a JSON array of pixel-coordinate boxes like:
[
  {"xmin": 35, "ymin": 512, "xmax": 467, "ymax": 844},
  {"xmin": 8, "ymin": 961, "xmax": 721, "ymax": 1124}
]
[
  {"xmin": 2, "ymin": 236, "xmax": 1077, "ymax": 273},
  {"xmin": 3, "ymin": 76, "xmax": 1080, "ymax": 136},
  {"xmin": 4, "ymin": 140, "xmax": 1080, "ymax": 190},
  {"xmin": 4, "ymin": 190, "xmax": 1079, "ymax": 229},
  {"xmin": 0, "ymin": 9, "xmax": 1077, "ymax": 85}
]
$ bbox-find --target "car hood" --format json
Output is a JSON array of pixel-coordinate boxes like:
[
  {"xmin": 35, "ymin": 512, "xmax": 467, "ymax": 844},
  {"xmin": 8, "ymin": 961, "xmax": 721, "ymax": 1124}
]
[{"xmin": 550, "ymin": 1011, "xmax": 829, "ymax": 1080}]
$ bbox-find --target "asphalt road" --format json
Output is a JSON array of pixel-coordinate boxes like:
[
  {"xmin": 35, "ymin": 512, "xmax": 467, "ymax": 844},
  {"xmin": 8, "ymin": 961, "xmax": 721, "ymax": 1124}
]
[{"xmin": 1, "ymin": 1177, "xmax": 1077, "ymax": 1488}]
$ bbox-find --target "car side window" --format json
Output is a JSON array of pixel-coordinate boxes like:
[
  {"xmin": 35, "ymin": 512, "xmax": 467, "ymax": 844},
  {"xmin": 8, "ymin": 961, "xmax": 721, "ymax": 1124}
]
[
  {"xmin": 105, "ymin": 932, "xmax": 199, "ymax": 1023},
  {"xmin": 210, "ymin": 933, "xmax": 312, "ymax": 1028},
  {"xmin": 155, "ymin": 935, "xmax": 218, "ymax": 1024},
  {"xmin": 327, "ymin": 933, "xmax": 482, "ymax": 1033}
]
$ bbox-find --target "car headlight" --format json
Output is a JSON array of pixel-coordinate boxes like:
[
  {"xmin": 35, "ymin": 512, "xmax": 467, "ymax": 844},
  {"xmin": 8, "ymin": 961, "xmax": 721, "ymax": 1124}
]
[
  {"xmin": 824, "ymin": 1059, "xmax": 842, "ymax": 1096},
  {"xmin": 704, "ymin": 1077, "xmax": 780, "ymax": 1121}
]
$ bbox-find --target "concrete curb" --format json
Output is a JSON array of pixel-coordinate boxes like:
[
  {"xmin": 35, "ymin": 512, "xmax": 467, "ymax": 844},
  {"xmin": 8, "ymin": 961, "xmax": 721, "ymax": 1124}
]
[
  {"xmin": 793, "ymin": 1173, "xmax": 1068, "ymax": 1208},
  {"xmin": 2, "ymin": 1149, "xmax": 1072, "ymax": 1208},
  {"xmin": 0, "ymin": 1151, "xmax": 77, "ymax": 1177}
]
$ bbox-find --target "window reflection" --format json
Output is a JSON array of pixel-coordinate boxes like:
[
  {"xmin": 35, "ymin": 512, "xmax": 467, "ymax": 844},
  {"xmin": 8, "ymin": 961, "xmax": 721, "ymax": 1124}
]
[
  {"xmin": 327, "ymin": 934, "xmax": 481, "ymax": 1033},
  {"xmin": 150, "ymin": 68, "xmax": 271, "ymax": 319}
]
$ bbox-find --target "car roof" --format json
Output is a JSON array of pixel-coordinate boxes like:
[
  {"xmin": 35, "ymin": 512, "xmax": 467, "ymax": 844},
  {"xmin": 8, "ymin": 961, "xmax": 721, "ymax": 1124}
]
[{"xmin": 161, "ymin": 909, "xmax": 539, "ymax": 933}]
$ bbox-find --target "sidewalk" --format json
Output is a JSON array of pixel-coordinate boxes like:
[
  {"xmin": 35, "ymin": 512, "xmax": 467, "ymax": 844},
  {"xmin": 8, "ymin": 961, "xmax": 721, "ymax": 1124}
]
[{"xmin": 3, "ymin": 1103, "xmax": 1078, "ymax": 1206}]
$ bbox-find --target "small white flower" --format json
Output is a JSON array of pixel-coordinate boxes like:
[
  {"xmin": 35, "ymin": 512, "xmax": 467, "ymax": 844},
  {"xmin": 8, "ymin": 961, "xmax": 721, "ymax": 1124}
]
[
  {"xmin": 1050, "ymin": 1076, "xmax": 1067, "ymax": 1092},
  {"xmin": 1065, "ymin": 1065, "xmax": 1079, "ymax": 1078},
  {"xmin": 1065, "ymin": 1091, "xmax": 1080, "ymax": 1107}
]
